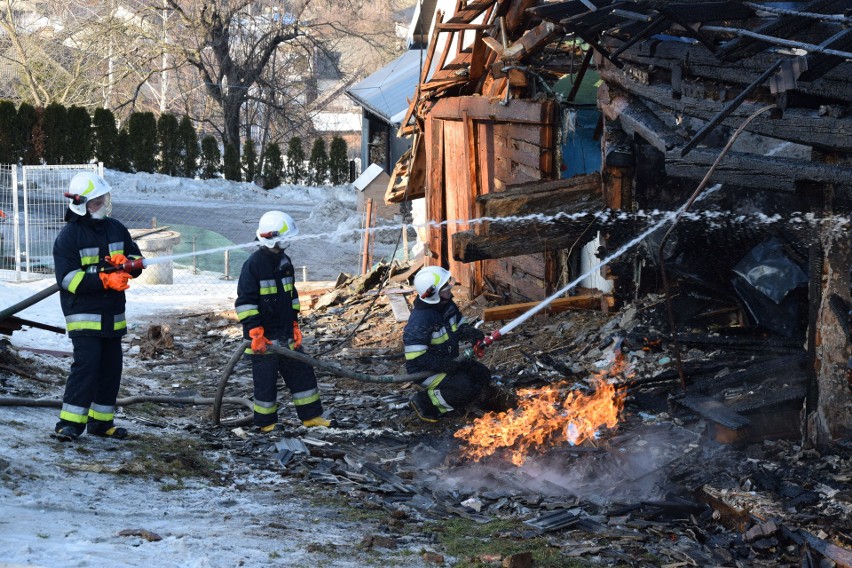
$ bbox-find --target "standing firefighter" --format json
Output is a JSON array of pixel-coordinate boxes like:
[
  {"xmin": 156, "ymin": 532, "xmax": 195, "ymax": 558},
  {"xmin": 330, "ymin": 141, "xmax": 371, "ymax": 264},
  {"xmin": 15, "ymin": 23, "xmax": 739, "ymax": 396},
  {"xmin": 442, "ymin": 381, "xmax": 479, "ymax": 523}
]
[
  {"xmin": 53, "ymin": 172, "xmax": 144, "ymax": 441},
  {"xmin": 404, "ymin": 266, "xmax": 492, "ymax": 422},
  {"xmin": 235, "ymin": 210, "xmax": 330, "ymax": 432}
]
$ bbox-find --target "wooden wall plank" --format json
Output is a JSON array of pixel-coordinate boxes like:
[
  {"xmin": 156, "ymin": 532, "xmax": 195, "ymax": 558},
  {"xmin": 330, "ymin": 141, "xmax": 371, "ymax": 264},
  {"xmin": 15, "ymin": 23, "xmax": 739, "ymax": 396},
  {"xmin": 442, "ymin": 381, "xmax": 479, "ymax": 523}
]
[{"xmin": 426, "ymin": 117, "xmax": 445, "ymax": 263}]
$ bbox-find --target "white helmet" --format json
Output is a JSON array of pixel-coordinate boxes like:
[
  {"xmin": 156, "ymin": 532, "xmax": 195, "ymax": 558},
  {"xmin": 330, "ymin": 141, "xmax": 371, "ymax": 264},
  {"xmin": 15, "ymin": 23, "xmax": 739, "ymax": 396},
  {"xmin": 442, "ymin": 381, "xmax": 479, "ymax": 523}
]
[
  {"xmin": 67, "ymin": 172, "xmax": 112, "ymax": 219},
  {"xmin": 414, "ymin": 266, "xmax": 454, "ymax": 304},
  {"xmin": 256, "ymin": 210, "xmax": 299, "ymax": 248}
]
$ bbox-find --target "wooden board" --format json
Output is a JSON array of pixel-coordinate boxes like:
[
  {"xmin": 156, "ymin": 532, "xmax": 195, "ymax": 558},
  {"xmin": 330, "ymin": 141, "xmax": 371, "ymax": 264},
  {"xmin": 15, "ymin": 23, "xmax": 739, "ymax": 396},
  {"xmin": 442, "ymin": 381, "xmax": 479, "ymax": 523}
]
[
  {"xmin": 482, "ymin": 294, "xmax": 614, "ymax": 321},
  {"xmin": 385, "ymin": 292, "xmax": 411, "ymax": 322}
]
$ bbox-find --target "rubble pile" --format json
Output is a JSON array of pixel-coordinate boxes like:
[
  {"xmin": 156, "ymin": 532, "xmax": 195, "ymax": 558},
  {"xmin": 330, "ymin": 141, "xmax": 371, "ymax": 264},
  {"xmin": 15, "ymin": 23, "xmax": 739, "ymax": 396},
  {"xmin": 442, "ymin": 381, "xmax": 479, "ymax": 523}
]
[{"xmin": 1, "ymin": 264, "xmax": 850, "ymax": 566}]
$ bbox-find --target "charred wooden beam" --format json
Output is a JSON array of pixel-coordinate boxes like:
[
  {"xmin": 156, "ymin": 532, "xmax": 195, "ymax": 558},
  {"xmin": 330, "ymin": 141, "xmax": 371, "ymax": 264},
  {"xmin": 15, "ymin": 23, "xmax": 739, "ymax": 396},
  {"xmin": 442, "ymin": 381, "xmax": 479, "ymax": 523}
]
[
  {"xmin": 598, "ymin": 63, "xmax": 852, "ymax": 151},
  {"xmin": 680, "ymin": 59, "xmax": 783, "ymax": 156},
  {"xmin": 798, "ymin": 28, "xmax": 852, "ymax": 82},
  {"xmin": 499, "ymin": 21, "xmax": 564, "ymax": 62},
  {"xmin": 598, "ymin": 86, "xmax": 684, "ymax": 152},
  {"xmin": 477, "ymin": 173, "xmax": 601, "ymax": 216},
  {"xmin": 665, "ymin": 148, "xmax": 852, "ymax": 192},
  {"xmin": 714, "ymin": 0, "xmax": 848, "ymax": 61},
  {"xmin": 453, "ymin": 217, "xmax": 598, "ymax": 262},
  {"xmin": 601, "ymin": 36, "xmax": 852, "ymax": 104}
]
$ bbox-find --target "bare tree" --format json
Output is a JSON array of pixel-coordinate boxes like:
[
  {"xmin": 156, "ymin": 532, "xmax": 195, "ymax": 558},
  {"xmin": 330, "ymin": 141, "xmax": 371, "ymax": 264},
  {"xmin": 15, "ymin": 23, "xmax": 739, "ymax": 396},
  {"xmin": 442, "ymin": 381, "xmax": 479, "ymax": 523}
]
[{"xmin": 159, "ymin": 0, "xmax": 399, "ymax": 158}]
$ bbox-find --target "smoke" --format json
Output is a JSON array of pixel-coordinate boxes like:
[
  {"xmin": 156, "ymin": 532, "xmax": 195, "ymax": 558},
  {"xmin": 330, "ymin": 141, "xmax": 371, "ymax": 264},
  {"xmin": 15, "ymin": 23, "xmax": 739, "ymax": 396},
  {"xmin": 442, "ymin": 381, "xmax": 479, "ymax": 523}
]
[{"xmin": 425, "ymin": 423, "xmax": 700, "ymax": 507}]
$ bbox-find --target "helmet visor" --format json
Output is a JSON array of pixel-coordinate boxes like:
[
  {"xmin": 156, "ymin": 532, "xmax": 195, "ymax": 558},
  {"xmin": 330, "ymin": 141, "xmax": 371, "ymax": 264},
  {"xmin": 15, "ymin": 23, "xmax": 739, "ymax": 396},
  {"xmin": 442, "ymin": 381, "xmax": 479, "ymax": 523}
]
[{"xmin": 87, "ymin": 193, "xmax": 112, "ymax": 220}]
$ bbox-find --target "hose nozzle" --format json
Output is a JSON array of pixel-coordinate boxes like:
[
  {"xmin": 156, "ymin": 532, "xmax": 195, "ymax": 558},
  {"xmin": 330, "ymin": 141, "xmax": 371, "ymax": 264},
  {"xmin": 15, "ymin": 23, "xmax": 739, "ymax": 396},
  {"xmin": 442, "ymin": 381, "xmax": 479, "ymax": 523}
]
[{"xmin": 472, "ymin": 330, "xmax": 501, "ymax": 358}]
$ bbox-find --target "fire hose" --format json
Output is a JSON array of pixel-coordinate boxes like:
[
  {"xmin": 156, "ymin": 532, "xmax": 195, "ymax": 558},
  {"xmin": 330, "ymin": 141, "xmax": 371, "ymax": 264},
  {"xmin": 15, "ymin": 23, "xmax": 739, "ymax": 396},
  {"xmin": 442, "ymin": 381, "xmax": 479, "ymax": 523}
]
[
  {"xmin": 0, "ymin": 394, "xmax": 255, "ymax": 427},
  {"xmin": 213, "ymin": 340, "xmax": 440, "ymax": 425}
]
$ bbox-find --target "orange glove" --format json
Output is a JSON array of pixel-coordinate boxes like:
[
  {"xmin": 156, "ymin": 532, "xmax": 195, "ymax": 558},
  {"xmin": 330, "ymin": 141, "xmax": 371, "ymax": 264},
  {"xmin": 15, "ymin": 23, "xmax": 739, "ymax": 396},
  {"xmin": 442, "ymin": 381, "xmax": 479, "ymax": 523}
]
[
  {"xmin": 99, "ymin": 271, "xmax": 131, "ymax": 291},
  {"xmin": 249, "ymin": 326, "xmax": 272, "ymax": 354},
  {"xmin": 292, "ymin": 321, "xmax": 303, "ymax": 349},
  {"xmin": 105, "ymin": 254, "xmax": 129, "ymax": 268}
]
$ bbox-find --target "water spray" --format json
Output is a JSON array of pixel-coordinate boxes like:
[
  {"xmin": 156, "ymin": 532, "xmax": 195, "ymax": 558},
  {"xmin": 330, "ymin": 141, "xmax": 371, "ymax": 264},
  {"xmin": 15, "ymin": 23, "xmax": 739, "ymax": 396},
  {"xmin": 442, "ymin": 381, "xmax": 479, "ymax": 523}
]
[{"xmin": 465, "ymin": 185, "xmax": 725, "ymax": 360}]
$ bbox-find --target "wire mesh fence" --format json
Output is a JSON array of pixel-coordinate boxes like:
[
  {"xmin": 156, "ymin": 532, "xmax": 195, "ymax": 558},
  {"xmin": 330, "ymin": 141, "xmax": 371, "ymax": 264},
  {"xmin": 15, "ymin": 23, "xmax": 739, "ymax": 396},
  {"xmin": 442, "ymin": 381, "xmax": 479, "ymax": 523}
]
[
  {"xmin": 0, "ymin": 163, "xmax": 256, "ymax": 294},
  {"xmin": 0, "ymin": 163, "xmax": 102, "ymax": 282},
  {"xmin": 0, "ymin": 164, "xmax": 409, "ymax": 298}
]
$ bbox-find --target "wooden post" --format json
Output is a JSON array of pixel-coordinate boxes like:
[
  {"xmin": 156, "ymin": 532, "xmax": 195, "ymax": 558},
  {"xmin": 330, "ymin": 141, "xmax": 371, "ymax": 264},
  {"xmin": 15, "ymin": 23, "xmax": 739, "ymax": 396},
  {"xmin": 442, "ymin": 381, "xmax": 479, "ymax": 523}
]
[{"xmin": 361, "ymin": 198, "xmax": 374, "ymax": 275}]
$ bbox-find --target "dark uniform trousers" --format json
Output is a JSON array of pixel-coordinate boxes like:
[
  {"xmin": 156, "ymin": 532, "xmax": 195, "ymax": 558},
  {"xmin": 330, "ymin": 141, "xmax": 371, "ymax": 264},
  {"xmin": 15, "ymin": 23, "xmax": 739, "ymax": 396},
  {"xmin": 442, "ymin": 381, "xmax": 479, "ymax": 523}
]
[
  {"xmin": 251, "ymin": 349, "xmax": 323, "ymax": 426},
  {"xmin": 64, "ymin": 336, "xmax": 123, "ymax": 421},
  {"xmin": 414, "ymin": 359, "xmax": 491, "ymax": 417}
]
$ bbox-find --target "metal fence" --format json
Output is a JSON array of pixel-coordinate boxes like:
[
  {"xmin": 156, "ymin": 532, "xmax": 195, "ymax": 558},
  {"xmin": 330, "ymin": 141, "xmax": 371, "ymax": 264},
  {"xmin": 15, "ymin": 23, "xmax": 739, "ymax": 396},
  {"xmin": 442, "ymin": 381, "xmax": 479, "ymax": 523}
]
[
  {"xmin": 0, "ymin": 163, "xmax": 102, "ymax": 282},
  {"xmin": 0, "ymin": 163, "xmax": 252, "ymax": 294}
]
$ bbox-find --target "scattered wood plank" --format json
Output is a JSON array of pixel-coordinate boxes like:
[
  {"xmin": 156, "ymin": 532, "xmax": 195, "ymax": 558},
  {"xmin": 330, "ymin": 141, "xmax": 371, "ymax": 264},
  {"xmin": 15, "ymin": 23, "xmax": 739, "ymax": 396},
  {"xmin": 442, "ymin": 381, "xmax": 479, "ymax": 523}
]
[
  {"xmin": 384, "ymin": 292, "xmax": 411, "ymax": 322},
  {"xmin": 389, "ymin": 254, "xmax": 424, "ymax": 283},
  {"xmin": 482, "ymin": 294, "xmax": 614, "ymax": 321}
]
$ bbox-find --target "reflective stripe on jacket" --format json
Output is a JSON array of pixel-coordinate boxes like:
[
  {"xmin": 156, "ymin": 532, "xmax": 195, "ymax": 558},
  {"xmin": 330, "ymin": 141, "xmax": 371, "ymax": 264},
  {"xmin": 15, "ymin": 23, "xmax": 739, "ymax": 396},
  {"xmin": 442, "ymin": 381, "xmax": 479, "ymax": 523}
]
[
  {"xmin": 235, "ymin": 247, "xmax": 301, "ymax": 341},
  {"xmin": 402, "ymin": 297, "xmax": 464, "ymax": 374},
  {"xmin": 53, "ymin": 214, "xmax": 142, "ymax": 338}
]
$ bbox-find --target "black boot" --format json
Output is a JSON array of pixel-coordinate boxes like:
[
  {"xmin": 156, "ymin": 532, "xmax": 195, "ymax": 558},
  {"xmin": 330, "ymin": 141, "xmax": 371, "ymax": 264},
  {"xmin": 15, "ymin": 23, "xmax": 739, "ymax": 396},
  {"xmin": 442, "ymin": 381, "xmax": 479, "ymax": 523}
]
[
  {"xmin": 54, "ymin": 421, "xmax": 84, "ymax": 441},
  {"xmin": 87, "ymin": 420, "xmax": 128, "ymax": 439},
  {"xmin": 409, "ymin": 392, "xmax": 440, "ymax": 423}
]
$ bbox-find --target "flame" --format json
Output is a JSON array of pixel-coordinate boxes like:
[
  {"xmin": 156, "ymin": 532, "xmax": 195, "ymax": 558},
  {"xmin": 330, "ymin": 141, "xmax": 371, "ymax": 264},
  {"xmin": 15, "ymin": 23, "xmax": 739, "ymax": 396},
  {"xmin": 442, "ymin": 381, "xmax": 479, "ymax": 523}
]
[{"xmin": 455, "ymin": 367, "xmax": 627, "ymax": 466}]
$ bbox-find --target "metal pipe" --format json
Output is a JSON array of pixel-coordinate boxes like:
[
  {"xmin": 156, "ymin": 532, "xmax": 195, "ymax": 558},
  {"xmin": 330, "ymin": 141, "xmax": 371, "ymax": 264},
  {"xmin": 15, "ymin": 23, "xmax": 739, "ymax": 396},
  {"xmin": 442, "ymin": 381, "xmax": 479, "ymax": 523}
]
[{"xmin": 0, "ymin": 283, "xmax": 60, "ymax": 322}]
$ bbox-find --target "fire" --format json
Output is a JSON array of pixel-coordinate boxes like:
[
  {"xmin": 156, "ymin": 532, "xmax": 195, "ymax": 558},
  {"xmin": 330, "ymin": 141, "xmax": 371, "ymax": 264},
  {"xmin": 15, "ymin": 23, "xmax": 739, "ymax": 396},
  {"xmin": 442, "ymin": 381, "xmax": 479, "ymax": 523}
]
[{"xmin": 454, "ymin": 374, "xmax": 626, "ymax": 467}]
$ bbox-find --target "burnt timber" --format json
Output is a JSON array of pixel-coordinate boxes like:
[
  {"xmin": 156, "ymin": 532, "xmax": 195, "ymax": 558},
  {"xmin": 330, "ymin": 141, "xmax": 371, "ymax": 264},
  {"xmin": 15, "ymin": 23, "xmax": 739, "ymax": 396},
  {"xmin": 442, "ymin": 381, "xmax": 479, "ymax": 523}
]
[{"xmin": 389, "ymin": 0, "xmax": 851, "ymax": 441}]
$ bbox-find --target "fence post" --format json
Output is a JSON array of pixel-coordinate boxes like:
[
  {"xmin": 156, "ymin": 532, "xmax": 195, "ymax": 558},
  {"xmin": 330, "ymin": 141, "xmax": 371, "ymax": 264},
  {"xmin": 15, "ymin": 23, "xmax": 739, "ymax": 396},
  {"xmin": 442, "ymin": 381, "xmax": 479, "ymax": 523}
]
[
  {"xmin": 361, "ymin": 198, "xmax": 374, "ymax": 275},
  {"xmin": 11, "ymin": 165, "xmax": 20, "ymax": 282},
  {"xmin": 192, "ymin": 237, "xmax": 198, "ymax": 274},
  {"xmin": 302, "ymin": 266, "xmax": 307, "ymax": 282},
  {"xmin": 222, "ymin": 250, "xmax": 231, "ymax": 280}
]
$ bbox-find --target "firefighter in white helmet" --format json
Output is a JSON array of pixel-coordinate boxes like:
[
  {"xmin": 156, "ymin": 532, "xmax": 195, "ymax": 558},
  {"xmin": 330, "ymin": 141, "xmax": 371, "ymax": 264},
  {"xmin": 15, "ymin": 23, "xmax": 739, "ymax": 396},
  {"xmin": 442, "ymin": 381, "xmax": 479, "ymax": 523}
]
[
  {"xmin": 235, "ymin": 210, "xmax": 331, "ymax": 432},
  {"xmin": 403, "ymin": 266, "xmax": 490, "ymax": 422},
  {"xmin": 52, "ymin": 171, "xmax": 144, "ymax": 441}
]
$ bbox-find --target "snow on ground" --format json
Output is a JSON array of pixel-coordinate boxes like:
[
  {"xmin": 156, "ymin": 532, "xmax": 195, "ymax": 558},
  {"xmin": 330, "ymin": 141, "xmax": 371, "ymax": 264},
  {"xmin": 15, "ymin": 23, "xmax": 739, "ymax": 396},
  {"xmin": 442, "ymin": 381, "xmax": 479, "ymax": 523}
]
[{"xmin": 0, "ymin": 173, "xmax": 429, "ymax": 568}]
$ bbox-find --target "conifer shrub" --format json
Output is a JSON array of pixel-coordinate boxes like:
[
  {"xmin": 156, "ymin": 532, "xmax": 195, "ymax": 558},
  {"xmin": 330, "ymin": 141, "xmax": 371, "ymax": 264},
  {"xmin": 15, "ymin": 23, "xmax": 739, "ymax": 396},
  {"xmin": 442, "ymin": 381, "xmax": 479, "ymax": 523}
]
[
  {"xmin": 42, "ymin": 102, "xmax": 67, "ymax": 164},
  {"xmin": 113, "ymin": 129, "xmax": 132, "ymax": 172},
  {"xmin": 200, "ymin": 135, "xmax": 221, "ymax": 179},
  {"xmin": 177, "ymin": 115, "xmax": 199, "ymax": 178},
  {"xmin": 0, "ymin": 101, "xmax": 17, "ymax": 164},
  {"xmin": 242, "ymin": 138, "xmax": 257, "ymax": 183},
  {"xmin": 92, "ymin": 108, "xmax": 118, "ymax": 168},
  {"xmin": 262, "ymin": 142, "xmax": 283, "ymax": 189},
  {"xmin": 157, "ymin": 113, "xmax": 180, "ymax": 176},
  {"xmin": 16, "ymin": 103, "xmax": 38, "ymax": 165},
  {"xmin": 328, "ymin": 136, "xmax": 348, "ymax": 185},
  {"xmin": 128, "ymin": 111, "xmax": 158, "ymax": 173},
  {"xmin": 65, "ymin": 106, "xmax": 92, "ymax": 164},
  {"xmin": 307, "ymin": 138, "xmax": 328, "ymax": 185},
  {"xmin": 285, "ymin": 136, "xmax": 306, "ymax": 184}
]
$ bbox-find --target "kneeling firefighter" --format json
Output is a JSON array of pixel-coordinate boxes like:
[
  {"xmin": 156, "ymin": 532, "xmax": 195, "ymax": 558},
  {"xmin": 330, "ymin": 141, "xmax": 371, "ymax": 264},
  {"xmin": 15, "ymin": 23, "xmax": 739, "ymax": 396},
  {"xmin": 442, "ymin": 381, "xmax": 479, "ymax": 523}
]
[{"xmin": 404, "ymin": 266, "xmax": 492, "ymax": 422}]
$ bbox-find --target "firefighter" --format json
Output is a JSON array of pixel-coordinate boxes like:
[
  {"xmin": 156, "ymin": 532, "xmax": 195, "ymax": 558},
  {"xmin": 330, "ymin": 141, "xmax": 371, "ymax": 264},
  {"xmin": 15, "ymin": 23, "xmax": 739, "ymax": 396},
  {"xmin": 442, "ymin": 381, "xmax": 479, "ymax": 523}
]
[
  {"xmin": 404, "ymin": 266, "xmax": 491, "ymax": 422},
  {"xmin": 53, "ymin": 172, "xmax": 143, "ymax": 441},
  {"xmin": 235, "ymin": 210, "xmax": 330, "ymax": 432}
]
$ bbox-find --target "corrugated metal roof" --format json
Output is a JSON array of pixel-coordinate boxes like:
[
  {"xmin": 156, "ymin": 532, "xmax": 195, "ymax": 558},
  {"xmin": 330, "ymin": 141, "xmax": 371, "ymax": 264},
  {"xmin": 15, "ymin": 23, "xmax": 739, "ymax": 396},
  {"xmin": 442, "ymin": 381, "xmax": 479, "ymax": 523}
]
[{"xmin": 345, "ymin": 49, "xmax": 426, "ymax": 126}]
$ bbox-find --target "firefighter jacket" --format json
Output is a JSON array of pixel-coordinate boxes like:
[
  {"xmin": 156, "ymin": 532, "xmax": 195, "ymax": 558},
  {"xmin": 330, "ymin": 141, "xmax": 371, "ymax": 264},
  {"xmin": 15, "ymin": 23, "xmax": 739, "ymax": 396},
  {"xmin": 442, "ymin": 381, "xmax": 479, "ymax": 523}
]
[
  {"xmin": 235, "ymin": 247, "xmax": 301, "ymax": 343},
  {"xmin": 53, "ymin": 213, "xmax": 143, "ymax": 338},
  {"xmin": 403, "ymin": 297, "xmax": 465, "ymax": 375}
]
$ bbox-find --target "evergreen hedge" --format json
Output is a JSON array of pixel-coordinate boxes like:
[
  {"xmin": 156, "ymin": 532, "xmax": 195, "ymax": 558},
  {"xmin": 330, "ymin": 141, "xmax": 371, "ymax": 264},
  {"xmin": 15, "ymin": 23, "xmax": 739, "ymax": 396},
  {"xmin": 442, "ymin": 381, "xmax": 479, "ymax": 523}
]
[
  {"xmin": 262, "ymin": 142, "xmax": 283, "ymax": 189},
  {"xmin": 307, "ymin": 138, "xmax": 328, "ymax": 185}
]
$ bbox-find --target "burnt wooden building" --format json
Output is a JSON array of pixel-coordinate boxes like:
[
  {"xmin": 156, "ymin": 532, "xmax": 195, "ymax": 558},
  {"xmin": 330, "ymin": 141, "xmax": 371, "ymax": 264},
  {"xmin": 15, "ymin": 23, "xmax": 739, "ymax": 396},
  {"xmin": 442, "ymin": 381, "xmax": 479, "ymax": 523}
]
[{"xmin": 387, "ymin": 0, "xmax": 852, "ymax": 443}]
